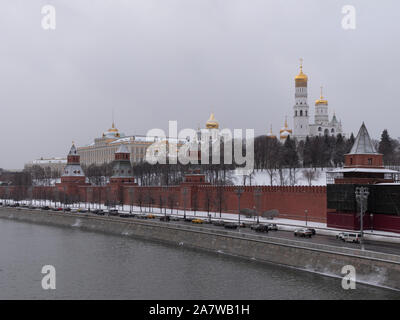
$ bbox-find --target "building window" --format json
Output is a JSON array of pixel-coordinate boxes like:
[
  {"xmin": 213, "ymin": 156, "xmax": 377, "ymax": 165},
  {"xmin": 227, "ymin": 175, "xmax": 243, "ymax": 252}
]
[
  {"xmin": 300, "ymin": 110, "xmax": 303, "ymax": 116},
  {"xmin": 350, "ymin": 158, "xmax": 353, "ymax": 165},
  {"xmin": 368, "ymin": 158, "xmax": 372, "ymax": 165},
  {"xmin": 318, "ymin": 127, "xmax": 322, "ymax": 132}
]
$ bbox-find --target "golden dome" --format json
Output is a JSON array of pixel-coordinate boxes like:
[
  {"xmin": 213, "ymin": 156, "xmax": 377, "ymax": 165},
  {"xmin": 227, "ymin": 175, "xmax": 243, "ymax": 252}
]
[
  {"xmin": 295, "ymin": 58, "xmax": 308, "ymax": 82},
  {"xmin": 108, "ymin": 122, "xmax": 118, "ymax": 133},
  {"xmin": 266, "ymin": 125, "xmax": 276, "ymax": 139},
  {"xmin": 315, "ymin": 86, "xmax": 328, "ymax": 105},
  {"xmin": 206, "ymin": 113, "xmax": 219, "ymax": 129},
  {"xmin": 279, "ymin": 117, "xmax": 292, "ymax": 134}
]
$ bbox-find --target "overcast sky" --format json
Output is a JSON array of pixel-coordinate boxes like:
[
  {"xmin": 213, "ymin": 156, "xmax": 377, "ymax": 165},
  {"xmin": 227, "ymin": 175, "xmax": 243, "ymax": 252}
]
[{"xmin": 0, "ymin": 0, "xmax": 399, "ymax": 169}]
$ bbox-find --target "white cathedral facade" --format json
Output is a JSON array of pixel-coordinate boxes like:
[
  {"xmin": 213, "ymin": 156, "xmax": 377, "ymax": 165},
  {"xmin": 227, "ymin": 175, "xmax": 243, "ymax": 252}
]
[
  {"xmin": 281, "ymin": 60, "xmax": 344, "ymax": 142},
  {"xmin": 293, "ymin": 60, "xmax": 343, "ymax": 140}
]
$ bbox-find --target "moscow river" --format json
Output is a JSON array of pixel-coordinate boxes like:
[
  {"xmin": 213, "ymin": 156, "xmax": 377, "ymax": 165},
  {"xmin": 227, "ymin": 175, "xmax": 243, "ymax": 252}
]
[{"xmin": 0, "ymin": 219, "xmax": 399, "ymax": 300}]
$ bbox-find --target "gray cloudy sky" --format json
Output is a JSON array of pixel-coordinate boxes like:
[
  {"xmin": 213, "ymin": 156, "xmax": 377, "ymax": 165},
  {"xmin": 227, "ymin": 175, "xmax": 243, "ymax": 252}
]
[{"xmin": 0, "ymin": 0, "xmax": 399, "ymax": 169}]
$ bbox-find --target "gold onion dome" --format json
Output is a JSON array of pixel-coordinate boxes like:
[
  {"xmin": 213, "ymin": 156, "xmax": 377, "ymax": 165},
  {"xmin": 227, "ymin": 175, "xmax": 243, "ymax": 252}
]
[
  {"xmin": 108, "ymin": 122, "xmax": 119, "ymax": 132},
  {"xmin": 315, "ymin": 86, "xmax": 328, "ymax": 105},
  {"xmin": 279, "ymin": 117, "xmax": 292, "ymax": 134},
  {"xmin": 266, "ymin": 125, "xmax": 276, "ymax": 139},
  {"xmin": 206, "ymin": 113, "xmax": 219, "ymax": 129},
  {"xmin": 295, "ymin": 58, "xmax": 308, "ymax": 82}
]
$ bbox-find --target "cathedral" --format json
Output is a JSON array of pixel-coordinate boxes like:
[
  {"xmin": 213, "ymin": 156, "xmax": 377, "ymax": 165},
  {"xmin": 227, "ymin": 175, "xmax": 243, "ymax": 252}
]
[{"xmin": 270, "ymin": 60, "xmax": 344, "ymax": 142}]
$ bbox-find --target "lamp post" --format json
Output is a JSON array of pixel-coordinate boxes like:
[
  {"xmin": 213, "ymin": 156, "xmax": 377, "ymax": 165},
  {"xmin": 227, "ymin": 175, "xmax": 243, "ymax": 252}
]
[
  {"xmin": 235, "ymin": 187, "xmax": 245, "ymax": 229},
  {"xmin": 182, "ymin": 187, "xmax": 188, "ymax": 220},
  {"xmin": 355, "ymin": 186, "xmax": 369, "ymax": 250},
  {"xmin": 254, "ymin": 188, "xmax": 262, "ymax": 224},
  {"xmin": 163, "ymin": 186, "xmax": 168, "ymax": 221},
  {"xmin": 305, "ymin": 209, "xmax": 308, "ymax": 227},
  {"xmin": 129, "ymin": 187, "xmax": 134, "ymax": 214}
]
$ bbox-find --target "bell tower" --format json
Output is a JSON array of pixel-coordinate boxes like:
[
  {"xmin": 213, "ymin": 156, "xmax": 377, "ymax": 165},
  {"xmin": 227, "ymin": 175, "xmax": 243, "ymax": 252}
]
[{"xmin": 293, "ymin": 58, "xmax": 309, "ymax": 140}]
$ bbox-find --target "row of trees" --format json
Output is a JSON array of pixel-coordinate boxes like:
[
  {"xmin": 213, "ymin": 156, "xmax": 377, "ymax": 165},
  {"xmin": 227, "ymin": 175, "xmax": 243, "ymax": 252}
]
[{"xmin": 10, "ymin": 128, "xmax": 400, "ymax": 188}]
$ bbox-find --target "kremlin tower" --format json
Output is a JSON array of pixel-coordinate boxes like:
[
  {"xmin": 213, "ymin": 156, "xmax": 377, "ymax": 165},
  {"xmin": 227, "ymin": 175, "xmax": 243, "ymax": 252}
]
[
  {"xmin": 110, "ymin": 144, "xmax": 135, "ymax": 184},
  {"xmin": 292, "ymin": 58, "xmax": 310, "ymax": 140},
  {"xmin": 61, "ymin": 143, "xmax": 86, "ymax": 184}
]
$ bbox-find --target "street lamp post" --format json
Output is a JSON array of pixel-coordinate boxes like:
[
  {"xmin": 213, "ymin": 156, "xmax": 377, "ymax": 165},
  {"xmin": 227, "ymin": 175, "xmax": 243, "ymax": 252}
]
[
  {"xmin": 305, "ymin": 209, "xmax": 308, "ymax": 227},
  {"xmin": 163, "ymin": 186, "xmax": 168, "ymax": 221},
  {"xmin": 235, "ymin": 187, "xmax": 245, "ymax": 229},
  {"xmin": 254, "ymin": 188, "xmax": 262, "ymax": 224},
  {"xmin": 182, "ymin": 187, "xmax": 188, "ymax": 220},
  {"xmin": 355, "ymin": 186, "xmax": 369, "ymax": 250}
]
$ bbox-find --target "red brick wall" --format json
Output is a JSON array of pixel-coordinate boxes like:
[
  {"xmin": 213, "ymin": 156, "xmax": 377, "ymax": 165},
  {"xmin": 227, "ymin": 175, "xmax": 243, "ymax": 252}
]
[{"xmin": 0, "ymin": 184, "xmax": 328, "ymax": 222}]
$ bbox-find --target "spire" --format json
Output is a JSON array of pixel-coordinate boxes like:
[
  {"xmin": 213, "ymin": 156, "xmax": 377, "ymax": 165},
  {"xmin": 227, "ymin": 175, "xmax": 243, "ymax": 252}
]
[
  {"xmin": 315, "ymin": 85, "xmax": 328, "ymax": 105},
  {"xmin": 68, "ymin": 142, "xmax": 77, "ymax": 155},
  {"xmin": 349, "ymin": 122, "xmax": 377, "ymax": 154}
]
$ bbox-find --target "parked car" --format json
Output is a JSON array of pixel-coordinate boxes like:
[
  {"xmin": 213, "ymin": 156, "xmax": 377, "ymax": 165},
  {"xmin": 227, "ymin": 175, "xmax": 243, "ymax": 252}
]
[
  {"xmin": 71, "ymin": 208, "xmax": 78, "ymax": 213},
  {"xmin": 192, "ymin": 219, "xmax": 204, "ymax": 224},
  {"xmin": 41, "ymin": 206, "xmax": 50, "ymax": 210},
  {"xmin": 307, "ymin": 228, "xmax": 316, "ymax": 235},
  {"xmin": 267, "ymin": 223, "xmax": 278, "ymax": 231},
  {"xmin": 135, "ymin": 214, "xmax": 147, "ymax": 219},
  {"xmin": 224, "ymin": 223, "xmax": 238, "ymax": 229},
  {"xmin": 169, "ymin": 216, "xmax": 181, "ymax": 221},
  {"xmin": 64, "ymin": 207, "xmax": 71, "ymax": 212},
  {"xmin": 119, "ymin": 213, "xmax": 133, "ymax": 218},
  {"xmin": 159, "ymin": 215, "xmax": 170, "ymax": 222},
  {"xmin": 108, "ymin": 209, "xmax": 119, "ymax": 216},
  {"xmin": 252, "ymin": 224, "xmax": 268, "ymax": 232},
  {"xmin": 146, "ymin": 214, "xmax": 156, "ymax": 219},
  {"xmin": 92, "ymin": 209, "xmax": 105, "ymax": 215},
  {"xmin": 337, "ymin": 232, "xmax": 361, "ymax": 243},
  {"xmin": 212, "ymin": 220, "xmax": 225, "ymax": 227},
  {"xmin": 78, "ymin": 208, "xmax": 88, "ymax": 213},
  {"xmin": 294, "ymin": 228, "xmax": 313, "ymax": 238}
]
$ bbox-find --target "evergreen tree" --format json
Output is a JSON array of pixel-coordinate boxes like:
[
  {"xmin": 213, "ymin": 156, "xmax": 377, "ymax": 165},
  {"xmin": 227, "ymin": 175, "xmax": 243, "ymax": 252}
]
[
  {"xmin": 282, "ymin": 135, "xmax": 299, "ymax": 168},
  {"xmin": 333, "ymin": 134, "xmax": 346, "ymax": 167},
  {"xmin": 378, "ymin": 129, "xmax": 394, "ymax": 162},
  {"xmin": 303, "ymin": 136, "xmax": 312, "ymax": 167}
]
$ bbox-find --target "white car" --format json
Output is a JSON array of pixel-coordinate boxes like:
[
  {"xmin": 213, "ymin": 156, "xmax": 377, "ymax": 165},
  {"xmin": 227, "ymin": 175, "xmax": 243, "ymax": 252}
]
[{"xmin": 337, "ymin": 232, "xmax": 361, "ymax": 243}]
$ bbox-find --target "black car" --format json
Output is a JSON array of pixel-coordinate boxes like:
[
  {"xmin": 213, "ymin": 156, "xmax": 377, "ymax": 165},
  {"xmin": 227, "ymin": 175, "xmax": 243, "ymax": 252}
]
[
  {"xmin": 159, "ymin": 216, "xmax": 170, "ymax": 222},
  {"xmin": 93, "ymin": 209, "xmax": 105, "ymax": 215},
  {"xmin": 252, "ymin": 224, "xmax": 269, "ymax": 232},
  {"xmin": 224, "ymin": 223, "xmax": 238, "ymax": 229},
  {"xmin": 119, "ymin": 213, "xmax": 133, "ymax": 218},
  {"xmin": 64, "ymin": 207, "xmax": 71, "ymax": 212},
  {"xmin": 41, "ymin": 206, "xmax": 50, "ymax": 210},
  {"xmin": 108, "ymin": 209, "xmax": 119, "ymax": 216}
]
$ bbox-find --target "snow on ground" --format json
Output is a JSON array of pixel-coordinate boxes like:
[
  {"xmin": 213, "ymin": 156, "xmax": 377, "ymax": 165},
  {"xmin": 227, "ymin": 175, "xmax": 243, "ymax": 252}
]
[{"xmin": 231, "ymin": 168, "xmax": 328, "ymax": 186}]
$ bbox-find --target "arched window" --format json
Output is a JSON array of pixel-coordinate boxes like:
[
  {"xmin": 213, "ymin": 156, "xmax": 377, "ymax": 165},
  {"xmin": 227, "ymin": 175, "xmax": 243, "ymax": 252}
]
[
  {"xmin": 295, "ymin": 111, "xmax": 297, "ymax": 116},
  {"xmin": 300, "ymin": 110, "xmax": 303, "ymax": 116},
  {"xmin": 318, "ymin": 127, "xmax": 322, "ymax": 132},
  {"xmin": 331, "ymin": 128, "xmax": 335, "ymax": 133},
  {"xmin": 324, "ymin": 129, "xmax": 329, "ymax": 135}
]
